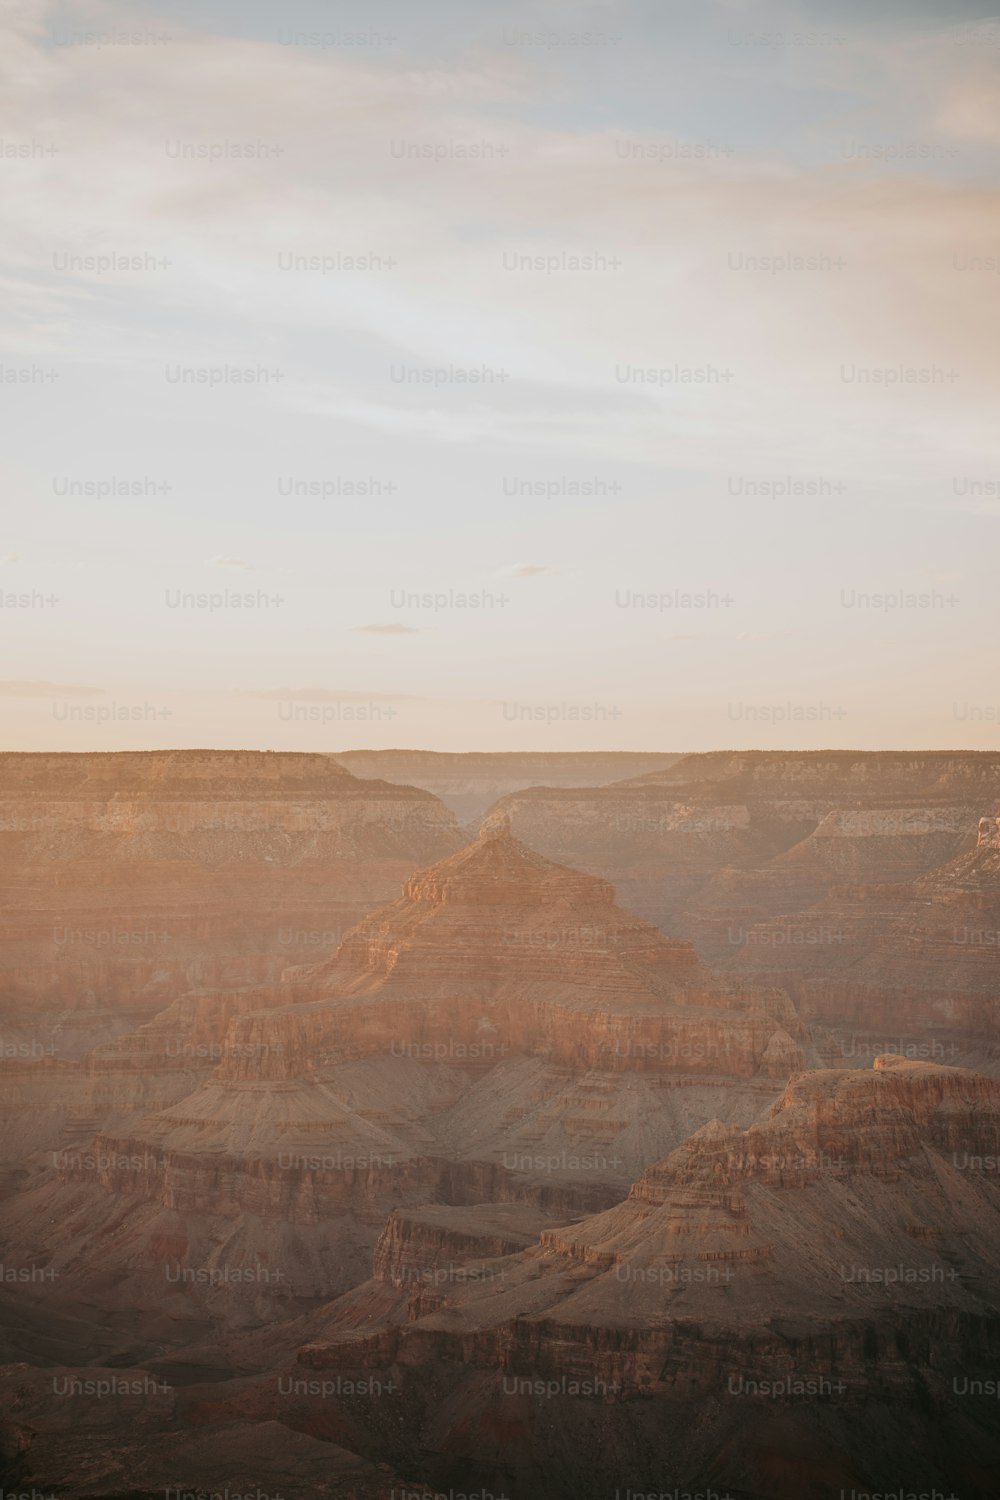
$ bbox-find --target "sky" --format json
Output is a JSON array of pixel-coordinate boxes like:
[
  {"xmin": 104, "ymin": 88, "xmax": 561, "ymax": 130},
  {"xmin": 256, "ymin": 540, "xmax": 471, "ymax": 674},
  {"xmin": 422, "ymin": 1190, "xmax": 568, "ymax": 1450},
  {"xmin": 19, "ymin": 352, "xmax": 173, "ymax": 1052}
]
[{"xmin": 3, "ymin": 0, "xmax": 999, "ymax": 752}]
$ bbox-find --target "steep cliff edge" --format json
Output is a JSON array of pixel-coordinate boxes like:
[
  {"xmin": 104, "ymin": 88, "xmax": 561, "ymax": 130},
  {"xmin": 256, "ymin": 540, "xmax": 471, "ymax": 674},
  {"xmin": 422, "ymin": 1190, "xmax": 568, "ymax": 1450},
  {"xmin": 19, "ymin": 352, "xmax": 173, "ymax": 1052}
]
[{"xmin": 290, "ymin": 1058, "xmax": 1000, "ymax": 1500}]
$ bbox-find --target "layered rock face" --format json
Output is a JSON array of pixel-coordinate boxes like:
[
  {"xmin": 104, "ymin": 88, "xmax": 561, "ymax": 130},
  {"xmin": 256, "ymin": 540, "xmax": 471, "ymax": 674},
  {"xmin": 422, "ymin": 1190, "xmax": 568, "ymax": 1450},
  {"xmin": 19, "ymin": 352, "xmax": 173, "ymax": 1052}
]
[
  {"xmin": 372, "ymin": 1202, "xmax": 560, "ymax": 1288},
  {"xmin": 722, "ymin": 842, "xmax": 1000, "ymax": 1052},
  {"xmin": 334, "ymin": 749, "xmax": 679, "ymax": 822},
  {"xmin": 0, "ymin": 750, "xmax": 463, "ymax": 1183},
  {"xmin": 491, "ymin": 750, "xmax": 1000, "ymax": 975},
  {"xmin": 271, "ymin": 819, "xmax": 793, "ymax": 1034},
  {"xmin": 294, "ymin": 1058, "xmax": 1000, "ymax": 1500},
  {"xmin": 206, "ymin": 822, "xmax": 805, "ymax": 1188},
  {"xmin": 0, "ymin": 749, "xmax": 463, "ymax": 1054},
  {"xmin": 3, "ymin": 747, "xmax": 1000, "ymax": 1500},
  {"xmin": 0, "ymin": 824, "xmax": 803, "ymax": 1343}
]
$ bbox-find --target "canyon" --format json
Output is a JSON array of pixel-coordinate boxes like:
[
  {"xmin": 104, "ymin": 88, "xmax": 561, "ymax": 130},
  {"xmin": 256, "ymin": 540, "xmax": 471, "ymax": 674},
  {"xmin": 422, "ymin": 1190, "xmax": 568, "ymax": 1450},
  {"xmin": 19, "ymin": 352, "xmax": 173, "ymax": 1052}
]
[
  {"xmin": 1, "ymin": 749, "xmax": 998, "ymax": 1499},
  {"xmin": 0, "ymin": 817, "xmax": 804, "ymax": 1350},
  {"xmin": 289, "ymin": 1056, "xmax": 1000, "ymax": 1499}
]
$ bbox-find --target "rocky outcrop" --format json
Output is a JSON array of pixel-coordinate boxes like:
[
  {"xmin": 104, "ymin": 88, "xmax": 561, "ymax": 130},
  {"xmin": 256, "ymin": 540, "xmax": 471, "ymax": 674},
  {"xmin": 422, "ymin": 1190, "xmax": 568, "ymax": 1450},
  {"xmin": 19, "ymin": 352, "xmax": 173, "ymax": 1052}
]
[
  {"xmin": 977, "ymin": 815, "xmax": 1000, "ymax": 848},
  {"xmin": 372, "ymin": 1203, "xmax": 561, "ymax": 1287},
  {"xmin": 289, "ymin": 1059, "xmax": 1000, "ymax": 1499},
  {"xmin": 148, "ymin": 825, "xmax": 805, "ymax": 1220}
]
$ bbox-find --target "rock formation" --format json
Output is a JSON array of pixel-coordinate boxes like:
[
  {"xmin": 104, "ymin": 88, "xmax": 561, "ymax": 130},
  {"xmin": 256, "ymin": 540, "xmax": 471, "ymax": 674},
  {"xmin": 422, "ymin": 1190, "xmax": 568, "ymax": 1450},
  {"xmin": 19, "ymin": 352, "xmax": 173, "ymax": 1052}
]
[
  {"xmin": 5, "ymin": 752, "xmax": 1000, "ymax": 1500},
  {"xmin": 489, "ymin": 750, "xmax": 1000, "ymax": 948},
  {"xmin": 0, "ymin": 749, "xmax": 463, "ymax": 1053},
  {"xmin": 0, "ymin": 824, "xmax": 804, "ymax": 1344},
  {"xmin": 0, "ymin": 750, "xmax": 464, "ymax": 1171},
  {"xmin": 977, "ymin": 814, "xmax": 1000, "ymax": 848},
  {"xmin": 292, "ymin": 1058, "xmax": 1000, "ymax": 1499}
]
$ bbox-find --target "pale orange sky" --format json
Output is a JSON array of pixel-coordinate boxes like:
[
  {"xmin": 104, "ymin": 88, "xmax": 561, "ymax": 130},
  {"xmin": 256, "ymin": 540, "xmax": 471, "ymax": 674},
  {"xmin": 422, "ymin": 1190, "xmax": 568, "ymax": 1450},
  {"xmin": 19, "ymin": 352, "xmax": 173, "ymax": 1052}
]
[{"xmin": 3, "ymin": 0, "xmax": 998, "ymax": 751}]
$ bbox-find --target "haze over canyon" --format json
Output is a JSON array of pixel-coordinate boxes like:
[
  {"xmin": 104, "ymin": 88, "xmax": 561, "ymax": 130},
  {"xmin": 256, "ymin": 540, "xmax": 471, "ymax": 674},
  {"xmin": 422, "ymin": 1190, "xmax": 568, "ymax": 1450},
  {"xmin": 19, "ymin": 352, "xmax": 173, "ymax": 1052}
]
[
  {"xmin": 0, "ymin": 748, "xmax": 998, "ymax": 1498},
  {"xmin": 5, "ymin": 1, "xmax": 999, "ymax": 1494}
]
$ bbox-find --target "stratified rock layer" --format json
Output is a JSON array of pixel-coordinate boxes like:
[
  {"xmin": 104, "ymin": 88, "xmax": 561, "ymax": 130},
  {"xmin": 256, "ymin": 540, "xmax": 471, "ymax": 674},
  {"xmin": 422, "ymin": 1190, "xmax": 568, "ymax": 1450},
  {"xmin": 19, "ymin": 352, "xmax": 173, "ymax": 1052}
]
[
  {"xmin": 0, "ymin": 749, "xmax": 463, "ymax": 1052},
  {"xmin": 492, "ymin": 750, "xmax": 1000, "ymax": 954},
  {"xmin": 0, "ymin": 825, "xmax": 803, "ymax": 1334},
  {"xmin": 295, "ymin": 1059, "xmax": 1000, "ymax": 1500}
]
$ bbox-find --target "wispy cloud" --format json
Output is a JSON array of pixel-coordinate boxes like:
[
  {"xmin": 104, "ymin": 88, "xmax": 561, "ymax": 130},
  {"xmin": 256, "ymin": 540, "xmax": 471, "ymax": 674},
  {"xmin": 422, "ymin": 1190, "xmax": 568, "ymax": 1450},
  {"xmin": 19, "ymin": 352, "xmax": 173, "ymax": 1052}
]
[
  {"xmin": 2, "ymin": 0, "xmax": 997, "ymax": 751},
  {"xmin": 249, "ymin": 686, "xmax": 423, "ymax": 702},
  {"xmin": 351, "ymin": 623, "xmax": 420, "ymax": 635},
  {"xmin": 0, "ymin": 680, "xmax": 104, "ymax": 698},
  {"xmin": 507, "ymin": 563, "xmax": 558, "ymax": 577}
]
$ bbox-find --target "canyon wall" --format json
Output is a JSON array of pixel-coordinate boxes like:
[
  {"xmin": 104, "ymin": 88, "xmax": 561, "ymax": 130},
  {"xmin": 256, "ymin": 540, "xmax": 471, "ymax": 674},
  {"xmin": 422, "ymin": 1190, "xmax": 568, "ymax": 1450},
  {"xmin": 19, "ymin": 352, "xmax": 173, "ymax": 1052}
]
[
  {"xmin": 0, "ymin": 749, "xmax": 463, "ymax": 1058},
  {"xmin": 334, "ymin": 749, "xmax": 679, "ymax": 822},
  {"xmin": 491, "ymin": 751, "xmax": 1000, "ymax": 942}
]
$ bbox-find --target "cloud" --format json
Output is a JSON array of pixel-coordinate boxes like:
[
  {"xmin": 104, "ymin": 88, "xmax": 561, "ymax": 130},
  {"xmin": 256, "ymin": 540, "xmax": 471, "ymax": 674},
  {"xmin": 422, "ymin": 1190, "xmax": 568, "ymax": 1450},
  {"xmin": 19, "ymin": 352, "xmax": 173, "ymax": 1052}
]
[
  {"xmin": 249, "ymin": 687, "xmax": 423, "ymax": 702},
  {"xmin": 351, "ymin": 623, "xmax": 420, "ymax": 635},
  {"xmin": 2, "ymin": 3, "xmax": 998, "ymax": 484},
  {"xmin": 0, "ymin": 0, "xmax": 996, "ymax": 754},
  {"xmin": 0, "ymin": 680, "xmax": 104, "ymax": 697}
]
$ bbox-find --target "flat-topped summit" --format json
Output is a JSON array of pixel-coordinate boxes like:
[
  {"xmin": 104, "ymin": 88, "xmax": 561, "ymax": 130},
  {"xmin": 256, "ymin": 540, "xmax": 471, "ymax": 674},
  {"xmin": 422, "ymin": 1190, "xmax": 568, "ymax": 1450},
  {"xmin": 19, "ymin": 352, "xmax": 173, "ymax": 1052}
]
[
  {"xmin": 0, "ymin": 748, "xmax": 463, "ymax": 1076},
  {"xmin": 333, "ymin": 749, "xmax": 678, "ymax": 821},
  {"xmin": 619, "ymin": 749, "xmax": 1000, "ymax": 795},
  {"xmin": 0, "ymin": 748, "xmax": 366, "ymax": 799}
]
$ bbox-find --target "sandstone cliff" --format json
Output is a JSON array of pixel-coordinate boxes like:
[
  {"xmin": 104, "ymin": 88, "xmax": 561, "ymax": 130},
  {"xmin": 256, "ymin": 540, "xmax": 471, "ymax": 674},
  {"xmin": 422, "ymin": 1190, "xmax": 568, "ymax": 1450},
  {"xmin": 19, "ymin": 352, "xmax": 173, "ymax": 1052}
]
[
  {"xmin": 0, "ymin": 749, "xmax": 463, "ymax": 1055},
  {"xmin": 0, "ymin": 825, "xmax": 804, "ymax": 1339},
  {"xmin": 291, "ymin": 1058, "xmax": 1000, "ymax": 1500},
  {"xmin": 490, "ymin": 751, "xmax": 1000, "ymax": 949}
]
